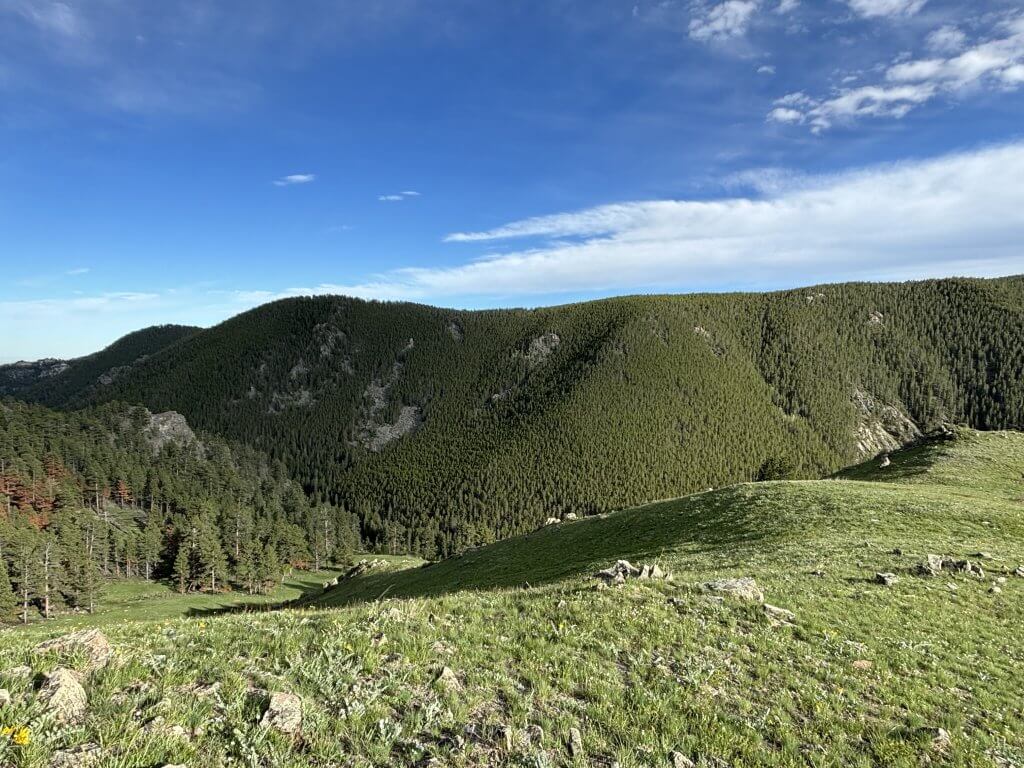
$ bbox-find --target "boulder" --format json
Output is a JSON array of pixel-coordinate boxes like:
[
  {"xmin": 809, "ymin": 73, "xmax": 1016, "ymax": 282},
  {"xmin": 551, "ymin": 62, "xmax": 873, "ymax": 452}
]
[
  {"xmin": 564, "ymin": 512, "xmax": 578, "ymax": 521},
  {"xmin": 989, "ymin": 585, "xmax": 1002, "ymax": 594},
  {"xmin": 34, "ymin": 629, "xmax": 112, "ymax": 671},
  {"xmin": 945, "ymin": 559, "xmax": 985, "ymax": 578},
  {"xmin": 874, "ymin": 572, "xmax": 898, "ymax": 587},
  {"xmin": 671, "ymin": 752, "xmax": 697, "ymax": 768},
  {"xmin": 544, "ymin": 518, "xmax": 561, "ymax": 527},
  {"xmin": 917, "ymin": 554, "xmax": 944, "ymax": 576},
  {"xmin": 39, "ymin": 667, "xmax": 87, "ymax": 724},
  {"xmin": 4, "ymin": 665, "xmax": 33, "ymax": 679},
  {"xmin": 594, "ymin": 560, "xmax": 666, "ymax": 585},
  {"xmin": 0, "ymin": 689, "xmax": 10, "ymax": 708},
  {"xmin": 1014, "ymin": 566, "xmax": 1024, "ymax": 578},
  {"xmin": 703, "ymin": 577, "xmax": 764, "ymax": 603},
  {"xmin": 260, "ymin": 691, "xmax": 302, "ymax": 735}
]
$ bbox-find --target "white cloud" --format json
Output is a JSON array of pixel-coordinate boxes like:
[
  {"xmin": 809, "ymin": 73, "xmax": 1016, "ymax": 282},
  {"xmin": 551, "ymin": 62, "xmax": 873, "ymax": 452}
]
[
  {"xmin": 770, "ymin": 14, "xmax": 1024, "ymax": 130},
  {"xmin": 846, "ymin": 0, "xmax": 927, "ymax": 18},
  {"xmin": 757, "ymin": 64, "xmax": 776, "ymax": 74},
  {"xmin": 334, "ymin": 143, "xmax": 1024, "ymax": 300},
  {"xmin": 65, "ymin": 267, "xmax": 90, "ymax": 275},
  {"xmin": 273, "ymin": 173, "xmax": 316, "ymax": 187},
  {"xmin": 776, "ymin": 0, "xmax": 798, "ymax": 12},
  {"xmin": 379, "ymin": 191, "xmax": 421, "ymax": 201},
  {"xmin": 689, "ymin": 0, "xmax": 761, "ymax": 43},
  {"xmin": 13, "ymin": 1, "xmax": 86, "ymax": 38},
  {"xmin": 926, "ymin": 24, "xmax": 967, "ymax": 54}
]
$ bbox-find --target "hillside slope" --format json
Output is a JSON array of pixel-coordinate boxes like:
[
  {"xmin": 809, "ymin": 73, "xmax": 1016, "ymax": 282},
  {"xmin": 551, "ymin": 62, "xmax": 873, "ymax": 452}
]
[
  {"xmin": 0, "ymin": 325, "xmax": 199, "ymax": 401},
  {"xmin": 36, "ymin": 276, "xmax": 1024, "ymax": 557},
  {"xmin": 2, "ymin": 430, "xmax": 1022, "ymax": 767}
]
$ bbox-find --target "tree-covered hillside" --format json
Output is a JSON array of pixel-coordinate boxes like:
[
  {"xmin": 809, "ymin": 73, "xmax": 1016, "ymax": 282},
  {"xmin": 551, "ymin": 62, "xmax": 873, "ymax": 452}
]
[
  {"xmin": 0, "ymin": 325, "xmax": 199, "ymax": 400},
  {"xmin": 0, "ymin": 400, "xmax": 359, "ymax": 624},
  {"xmin": 27, "ymin": 276, "xmax": 1024, "ymax": 558}
]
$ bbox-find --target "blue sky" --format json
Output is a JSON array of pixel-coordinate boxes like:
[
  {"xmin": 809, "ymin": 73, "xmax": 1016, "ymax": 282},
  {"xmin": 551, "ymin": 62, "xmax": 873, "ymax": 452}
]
[{"xmin": 1, "ymin": 0, "xmax": 1023, "ymax": 360}]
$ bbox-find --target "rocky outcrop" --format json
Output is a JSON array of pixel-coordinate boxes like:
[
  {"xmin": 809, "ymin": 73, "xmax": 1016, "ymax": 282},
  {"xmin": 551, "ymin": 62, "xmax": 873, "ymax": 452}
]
[
  {"xmin": 354, "ymin": 344, "xmax": 423, "ymax": 451},
  {"xmin": 144, "ymin": 411, "xmax": 196, "ymax": 454},
  {"xmin": 594, "ymin": 560, "xmax": 667, "ymax": 585},
  {"xmin": 852, "ymin": 389, "xmax": 921, "ymax": 457},
  {"xmin": 522, "ymin": 333, "xmax": 560, "ymax": 369}
]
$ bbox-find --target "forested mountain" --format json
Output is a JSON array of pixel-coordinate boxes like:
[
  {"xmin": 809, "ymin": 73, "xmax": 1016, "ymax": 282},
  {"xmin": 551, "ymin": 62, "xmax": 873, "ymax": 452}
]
[
  {"xmin": 15, "ymin": 276, "xmax": 1024, "ymax": 559},
  {"xmin": 0, "ymin": 324, "xmax": 198, "ymax": 399},
  {"xmin": 0, "ymin": 400, "xmax": 359, "ymax": 623}
]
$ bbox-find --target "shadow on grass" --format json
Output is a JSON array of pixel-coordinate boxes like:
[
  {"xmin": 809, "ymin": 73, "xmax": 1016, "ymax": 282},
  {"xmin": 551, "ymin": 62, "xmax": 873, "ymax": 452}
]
[{"xmin": 307, "ymin": 484, "xmax": 810, "ymax": 608}]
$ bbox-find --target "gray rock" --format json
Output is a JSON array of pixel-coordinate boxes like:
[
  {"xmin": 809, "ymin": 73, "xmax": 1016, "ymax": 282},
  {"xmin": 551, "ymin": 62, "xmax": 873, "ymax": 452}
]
[
  {"xmin": 989, "ymin": 585, "xmax": 1002, "ymax": 594},
  {"xmin": 434, "ymin": 666, "xmax": 463, "ymax": 692},
  {"xmin": 39, "ymin": 667, "xmax": 87, "ymax": 724},
  {"xmin": 1015, "ymin": 565, "xmax": 1024, "ymax": 578},
  {"xmin": 671, "ymin": 752, "xmax": 697, "ymax": 768},
  {"xmin": 4, "ymin": 665, "xmax": 33, "ymax": 679},
  {"xmin": 49, "ymin": 743, "xmax": 102, "ymax": 768},
  {"xmin": 763, "ymin": 604, "xmax": 796, "ymax": 624},
  {"xmin": 0, "ymin": 688, "xmax": 10, "ymax": 708},
  {"xmin": 544, "ymin": 517, "xmax": 561, "ymax": 526},
  {"xmin": 875, "ymin": 572, "xmax": 898, "ymax": 587},
  {"xmin": 703, "ymin": 577, "xmax": 764, "ymax": 603},
  {"xmin": 564, "ymin": 512, "xmax": 578, "ymax": 521},
  {"xmin": 945, "ymin": 559, "xmax": 985, "ymax": 578},
  {"xmin": 917, "ymin": 554, "xmax": 944, "ymax": 576},
  {"xmin": 567, "ymin": 726, "xmax": 583, "ymax": 757},
  {"xmin": 260, "ymin": 691, "xmax": 302, "ymax": 735},
  {"xmin": 34, "ymin": 629, "xmax": 113, "ymax": 671}
]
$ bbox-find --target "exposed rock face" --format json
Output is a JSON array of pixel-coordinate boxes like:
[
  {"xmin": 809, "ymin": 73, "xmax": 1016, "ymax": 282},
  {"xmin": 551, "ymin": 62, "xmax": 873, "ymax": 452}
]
[
  {"xmin": 260, "ymin": 692, "xmax": 303, "ymax": 735},
  {"xmin": 269, "ymin": 389, "xmax": 314, "ymax": 413},
  {"xmin": 144, "ymin": 411, "xmax": 196, "ymax": 454},
  {"xmin": 0, "ymin": 358, "xmax": 69, "ymax": 394},
  {"xmin": 354, "ymin": 346, "xmax": 423, "ymax": 451},
  {"xmin": 852, "ymin": 389, "xmax": 922, "ymax": 457},
  {"xmin": 693, "ymin": 326, "xmax": 725, "ymax": 357},
  {"xmin": 703, "ymin": 577, "xmax": 764, "ymax": 603},
  {"xmin": 35, "ymin": 629, "xmax": 113, "ymax": 671},
  {"xmin": 448, "ymin": 321, "xmax": 464, "ymax": 342},
  {"xmin": 39, "ymin": 667, "xmax": 87, "ymax": 724},
  {"xmin": 916, "ymin": 556, "xmax": 985, "ymax": 578},
  {"xmin": 523, "ymin": 332, "xmax": 560, "ymax": 369}
]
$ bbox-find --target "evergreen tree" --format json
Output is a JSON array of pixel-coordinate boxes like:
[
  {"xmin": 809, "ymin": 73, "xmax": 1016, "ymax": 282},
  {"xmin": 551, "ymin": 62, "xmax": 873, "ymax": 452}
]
[{"xmin": 0, "ymin": 556, "xmax": 16, "ymax": 623}]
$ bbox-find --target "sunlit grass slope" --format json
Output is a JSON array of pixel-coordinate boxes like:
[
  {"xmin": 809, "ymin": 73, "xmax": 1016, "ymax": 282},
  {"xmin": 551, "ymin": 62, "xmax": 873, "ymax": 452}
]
[{"xmin": 1, "ymin": 430, "xmax": 1022, "ymax": 767}]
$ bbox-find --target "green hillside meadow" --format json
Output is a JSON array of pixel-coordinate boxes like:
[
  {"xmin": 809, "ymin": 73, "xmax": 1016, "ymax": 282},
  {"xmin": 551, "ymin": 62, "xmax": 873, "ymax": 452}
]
[{"xmin": 1, "ymin": 428, "xmax": 1022, "ymax": 767}]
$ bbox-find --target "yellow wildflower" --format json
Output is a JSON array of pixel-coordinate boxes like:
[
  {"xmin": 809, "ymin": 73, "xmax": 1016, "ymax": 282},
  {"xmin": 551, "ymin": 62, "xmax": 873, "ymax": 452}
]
[
  {"xmin": 0, "ymin": 726, "xmax": 13, "ymax": 737},
  {"xmin": 12, "ymin": 726, "xmax": 30, "ymax": 746}
]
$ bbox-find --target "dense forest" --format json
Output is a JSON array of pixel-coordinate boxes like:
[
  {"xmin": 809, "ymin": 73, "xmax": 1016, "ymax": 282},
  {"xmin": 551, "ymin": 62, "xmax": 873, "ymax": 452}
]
[
  {"xmin": 9, "ymin": 276, "xmax": 1024, "ymax": 561},
  {"xmin": 0, "ymin": 400, "xmax": 360, "ymax": 624}
]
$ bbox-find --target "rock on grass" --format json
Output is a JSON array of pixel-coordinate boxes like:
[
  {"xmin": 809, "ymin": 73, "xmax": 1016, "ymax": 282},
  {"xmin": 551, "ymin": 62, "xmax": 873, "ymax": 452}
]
[
  {"xmin": 260, "ymin": 691, "xmax": 303, "ymax": 735},
  {"xmin": 34, "ymin": 629, "xmax": 112, "ymax": 671},
  {"xmin": 39, "ymin": 667, "xmax": 87, "ymax": 724},
  {"xmin": 702, "ymin": 577, "xmax": 764, "ymax": 603}
]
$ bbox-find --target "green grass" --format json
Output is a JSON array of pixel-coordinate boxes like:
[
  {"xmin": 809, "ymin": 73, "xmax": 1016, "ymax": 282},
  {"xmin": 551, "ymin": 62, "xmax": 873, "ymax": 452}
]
[{"xmin": 2, "ymin": 430, "xmax": 1024, "ymax": 767}]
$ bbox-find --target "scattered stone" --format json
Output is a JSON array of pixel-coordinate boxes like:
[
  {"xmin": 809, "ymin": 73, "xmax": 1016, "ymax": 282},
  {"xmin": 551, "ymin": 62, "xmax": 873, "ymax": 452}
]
[
  {"xmin": 970, "ymin": 552, "xmax": 994, "ymax": 560},
  {"xmin": 594, "ymin": 560, "xmax": 668, "ymax": 585},
  {"xmin": 763, "ymin": 604, "xmax": 796, "ymax": 625},
  {"xmin": 917, "ymin": 555, "xmax": 944, "ymax": 576},
  {"xmin": 260, "ymin": 691, "xmax": 303, "ymax": 735},
  {"xmin": 567, "ymin": 726, "xmax": 584, "ymax": 757},
  {"xmin": 544, "ymin": 517, "xmax": 561, "ymax": 527},
  {"xmin": 1016, "ymin": 565, "xmax": 1024, "ymax": 578},
  {"xmin": 852, "ymin": 659, "xmax": 873, "ymax": 671},
  {"xmin": 947, "ymin": 583, "xmax": 958, "ymax": 592},
  {"xmin": 671, "ymin": 752, "xmax": 697, "ymax": 768},
  {"xmin": 34, "ymin": 628, "xmax": 113, "ymax": 671},
  {"xmin": 989, "ymin": 585, "xmax": 1002, "ymax": 594},
  {"xmin": 564, "ymin": 512, "xmax": 578, "ymax": 521},
  {"xmin": 879, "ymin": 454, "xmax": 891, "ymax": 468},
  {"xmin": 434, "ymin": 666, "xmax": 463, "ymax": 692},
  {"xmin": 0, "ymin": 689, "xmax": 10, "ymax": 708},
  {"xmin": 703, "ymin": 577, "xmax": 764, "ymax": 603},
  {"xmin": 946, "ymin": 559, "xmax": 985, "ymax": 578},
  {"xmin": 39, "ymin": 667, "xmax": 87, "ymax": 724},
  {"xmin": 525, "ymin": 724, "xmax": 544, "ymax": 745},
  {"xmin": 4, "ymin": 665, "xmax": 33, "ymax": 679},
  {"xmin": 929, "ymin": 727, "xmax": 952, "ymax": 751},
  {"xmin": 996, "ymin": 576, "xmax": 1008, "ymax": 585},
  {"xmin": 49, "ymin": 743, "xmax": 102, "ymax": 768},
  {"xmin": 875, "ymin": 572, "xmax": 898, "ymax": 587}
]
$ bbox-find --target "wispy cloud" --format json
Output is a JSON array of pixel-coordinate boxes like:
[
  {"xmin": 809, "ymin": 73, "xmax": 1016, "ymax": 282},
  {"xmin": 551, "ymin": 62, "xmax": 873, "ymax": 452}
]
[
  {"xmin": 14, "ymin": 1, "xmax": 87, "ymax": 38},
  {"xmin": 65, "ymin": 267, "xmax": 90, "ymax": 275},
  {"xmin": 769, "ymin": 14, "xmax": 1024, "ymax": 131},
  {"xmin": 378, "ymin": 191, "xmax": 421, "ymax": 202},
  {"xmin": 273, "ymin": 173, "xmax": 316, "ymax": 187},
  {"xmin": 757, "ymin": 64, "xmax": 776, "ymax": 75},
  {"xmin": 689, "ymin": 1, "xmax": 761, "ymax": 43},
  {"xmin": 845, "ymin": 0, "xmax": 927, "ymax": 18}
]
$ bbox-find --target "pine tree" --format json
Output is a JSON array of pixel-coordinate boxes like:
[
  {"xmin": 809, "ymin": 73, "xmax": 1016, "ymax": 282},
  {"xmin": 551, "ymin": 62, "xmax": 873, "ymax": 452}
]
[
  {"xmin": 141, "ymin": 512, "xmax": 163, "ymax": 581},
  {"xmin": 0, "ymin": 556, "xmax": 16, "ymax": 623},
  {"xmin": 172, "ymin": 532, "xmax": 192, "ymax": 594}
]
